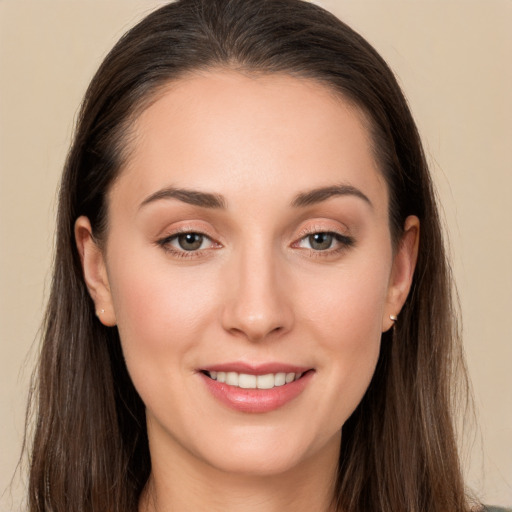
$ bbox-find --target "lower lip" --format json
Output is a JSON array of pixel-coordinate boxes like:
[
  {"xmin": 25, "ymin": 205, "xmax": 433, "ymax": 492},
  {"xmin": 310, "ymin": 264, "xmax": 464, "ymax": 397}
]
[{"xmin": 200, "ymin": 371, "xmax": 314, "ymax": 413}]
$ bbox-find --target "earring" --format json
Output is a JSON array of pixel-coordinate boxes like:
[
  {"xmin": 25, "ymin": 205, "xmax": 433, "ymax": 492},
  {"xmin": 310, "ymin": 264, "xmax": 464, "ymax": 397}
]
[
  {"xmin": 389, "ymin": 314, "xmax": 398, "ymax": 322},
  {"xmin": 96, "ymin": 308, "xmax": 105, "ymax": 317}
]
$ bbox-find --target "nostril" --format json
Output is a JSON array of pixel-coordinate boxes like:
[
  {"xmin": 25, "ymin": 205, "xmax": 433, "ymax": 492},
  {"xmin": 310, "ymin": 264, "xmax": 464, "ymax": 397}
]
[
  {"xmin": 220, "ymin": 277, "xmax": 294, "ymax": 341},
  {"xmin": 223, "ymin": 317, "xmax": 288, "ymax": 343}
]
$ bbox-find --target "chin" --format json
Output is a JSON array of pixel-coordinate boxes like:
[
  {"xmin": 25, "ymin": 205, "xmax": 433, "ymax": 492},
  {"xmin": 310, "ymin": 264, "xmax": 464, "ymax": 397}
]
[{"xmin": 189, "ymin": 423, "xmax": 339, "ymax": 477}]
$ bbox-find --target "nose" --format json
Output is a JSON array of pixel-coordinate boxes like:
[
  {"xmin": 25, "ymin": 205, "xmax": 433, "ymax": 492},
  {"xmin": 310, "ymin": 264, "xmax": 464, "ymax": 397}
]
[{"xmin": 221, "ymin": 245, "xmax": 294, "ymax": 342}]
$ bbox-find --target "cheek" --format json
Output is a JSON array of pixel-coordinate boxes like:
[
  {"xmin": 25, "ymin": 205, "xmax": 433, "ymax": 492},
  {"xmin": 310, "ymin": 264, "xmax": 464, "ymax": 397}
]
[
  {"xmin": 296, "ymin": 256, "xmax": 391, "ymax": 417},
  {"xmin": 107, "ymin": 254, "xmax": 220, "ymax": 373},
  {"xmin": 299, "ymin": 258, "xmax": 390, "ymax": 348},
  {"xmin": 106, "ymin": 257, "xmax": 226, "ymax": 435}
]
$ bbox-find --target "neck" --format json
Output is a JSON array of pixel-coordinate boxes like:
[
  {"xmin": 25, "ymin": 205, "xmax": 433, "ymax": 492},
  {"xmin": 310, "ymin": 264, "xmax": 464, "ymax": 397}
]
[{"xmin": 139, "ymin": 432, "xmax": 340, "ymax": 512}]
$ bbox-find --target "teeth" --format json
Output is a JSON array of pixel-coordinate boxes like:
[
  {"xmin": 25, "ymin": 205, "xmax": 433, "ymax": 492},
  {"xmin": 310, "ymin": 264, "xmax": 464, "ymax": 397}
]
[
  {"xmin": 257, "ymin": 373, "xmax": 275, "ymax": 389},
  {"xmin": 239, "ymin": 374, "xmax": 257, "ymax": 388},
  {"xmin": 274, "ymin": 373, "xmax": 286, "ymax": 386},
  {"xmin": 207, "ymin": 371, "xmax": 303, "ymax": 389},
  {"xmin": 225, "ymin": 372, "xmax": 238, "ymax": 386}
]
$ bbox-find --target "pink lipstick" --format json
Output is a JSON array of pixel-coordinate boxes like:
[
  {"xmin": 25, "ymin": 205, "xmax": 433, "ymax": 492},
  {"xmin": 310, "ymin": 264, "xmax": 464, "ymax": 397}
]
[{"xmin": 198, "ymin": 362, "xmax": 314, "ymax": 413}]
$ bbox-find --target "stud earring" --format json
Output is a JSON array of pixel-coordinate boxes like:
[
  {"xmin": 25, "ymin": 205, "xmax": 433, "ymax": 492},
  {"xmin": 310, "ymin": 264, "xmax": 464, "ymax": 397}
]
[
  {"xmin": 96, "ymin": 308, "xmax": 105, "ymax": 317},
  {"xmin": 390, "ymin": 314, "xmax": 398, "ymax": 322}
]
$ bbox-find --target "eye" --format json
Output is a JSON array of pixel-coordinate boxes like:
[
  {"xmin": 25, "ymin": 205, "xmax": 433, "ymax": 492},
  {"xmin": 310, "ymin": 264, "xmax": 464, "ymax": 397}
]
[
  {"xmin": 304, "ymin": 233, "xmax": 335, "ymax": 251},
  {"xmin": 295, "ymin": 231, "xmax": 354, "ymax": 252},
  {"xmin": 157, "ymin": 231, "xmax": 218, "ymax": 256},
  {"xmin": 173, "ymin": 233, "xmax": 208, "ymax": 251}
]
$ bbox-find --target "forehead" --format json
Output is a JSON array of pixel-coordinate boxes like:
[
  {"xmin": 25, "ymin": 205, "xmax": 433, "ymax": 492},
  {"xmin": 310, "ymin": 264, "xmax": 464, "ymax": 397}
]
[{"xmin": 112, "ymin": 70, "xmax": 387, "ymax": 215}]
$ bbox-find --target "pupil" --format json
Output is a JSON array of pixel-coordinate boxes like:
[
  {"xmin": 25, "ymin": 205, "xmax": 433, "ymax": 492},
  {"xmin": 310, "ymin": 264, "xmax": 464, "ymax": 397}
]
[
  {"xmin": 309, "ymin": 233, "xmax": 332, "ymax": 250},
  {"xmin": 178, "ymin": 233, "xmax": 203, "ymax": 251}
]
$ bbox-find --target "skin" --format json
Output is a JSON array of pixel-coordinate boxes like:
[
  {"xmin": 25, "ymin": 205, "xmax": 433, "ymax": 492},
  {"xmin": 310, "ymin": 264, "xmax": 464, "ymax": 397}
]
[{"xmin": 76, "ymin": 71, "xmax": 419, "ymax": 512}]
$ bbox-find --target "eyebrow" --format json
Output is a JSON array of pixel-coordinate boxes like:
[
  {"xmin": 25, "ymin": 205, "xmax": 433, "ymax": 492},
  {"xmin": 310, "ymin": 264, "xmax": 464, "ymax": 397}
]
[
  {"xmin": 139, "ymin": 186, "xmax": 227, "ymax": 209},
  {"xmin": 291, "ymin": 184, "xmax": 373, "ymax": 209},
  {"xmin": 139, "ymin": 183, "xmax": 372, "ymax": 211}
]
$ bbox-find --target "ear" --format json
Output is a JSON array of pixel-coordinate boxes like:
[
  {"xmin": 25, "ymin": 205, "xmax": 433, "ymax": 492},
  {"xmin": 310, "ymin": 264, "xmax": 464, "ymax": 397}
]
[
  {"xmin": 75, "ymin": 216, "xmax": 117, "ymax": 326},
  {"xmin": 382, "ymin": 215, "xmax": 420, "ymax": 332}
]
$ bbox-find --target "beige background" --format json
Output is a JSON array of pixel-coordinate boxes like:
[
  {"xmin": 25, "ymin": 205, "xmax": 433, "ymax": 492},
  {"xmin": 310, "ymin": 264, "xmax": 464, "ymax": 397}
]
[{"xmin": 0, "ymin": 1, "xmax": 510, "ymax": 509}]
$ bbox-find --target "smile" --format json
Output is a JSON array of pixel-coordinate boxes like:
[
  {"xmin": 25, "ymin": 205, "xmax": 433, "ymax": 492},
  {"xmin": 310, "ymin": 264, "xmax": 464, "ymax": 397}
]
[
  {"xmin": 199, "ymin": 365, "xmax": 314, "ymax": 413},
  {"xmin": 205, "ymin": 371, "xmax": 303, "ymax": 389}
]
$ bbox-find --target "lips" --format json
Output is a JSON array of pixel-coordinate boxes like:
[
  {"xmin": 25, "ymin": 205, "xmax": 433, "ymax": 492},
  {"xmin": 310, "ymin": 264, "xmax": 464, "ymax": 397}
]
[{"xmin": 199, "ymin": 363, "xmax": 314, "ymax": 413}]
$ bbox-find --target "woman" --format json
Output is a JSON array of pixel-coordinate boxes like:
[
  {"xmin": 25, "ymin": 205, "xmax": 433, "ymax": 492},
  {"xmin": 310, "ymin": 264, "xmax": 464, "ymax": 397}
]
[{"xmin": 25, "ymin": 0, "xmax": 496, "ymax": 510}]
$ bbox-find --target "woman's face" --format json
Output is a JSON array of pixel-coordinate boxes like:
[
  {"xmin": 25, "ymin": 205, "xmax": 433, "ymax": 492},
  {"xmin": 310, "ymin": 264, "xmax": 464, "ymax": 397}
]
[{"xmin": 77, "ymin": 71, "xmax": 418, "ymax": 477}]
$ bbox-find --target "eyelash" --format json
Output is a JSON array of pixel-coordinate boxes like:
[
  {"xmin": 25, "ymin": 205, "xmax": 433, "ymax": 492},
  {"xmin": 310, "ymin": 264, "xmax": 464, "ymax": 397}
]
[
  {"xmin": 156, "ymin": 229, "xmax": 220, "ymax": 259},
  {"xmin": 292, "ymin": 228, "xmax": 355, "ymax": 257},
  {"xmin": 156, "ymin": 228, "xmax": 355, "ymax": 259}
]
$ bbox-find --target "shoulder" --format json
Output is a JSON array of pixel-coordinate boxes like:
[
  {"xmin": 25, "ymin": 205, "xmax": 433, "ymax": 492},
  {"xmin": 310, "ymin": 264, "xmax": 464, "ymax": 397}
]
[{"xmin": 483, "ymin": 507, "xmax": 512, "ymax": 512}]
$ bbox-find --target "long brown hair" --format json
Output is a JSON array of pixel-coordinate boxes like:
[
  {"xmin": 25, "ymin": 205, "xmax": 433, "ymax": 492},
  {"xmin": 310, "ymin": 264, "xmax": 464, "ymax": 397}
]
[{"xmin": 27, "ymin": 0, "xmax": 472, "ymax": 510}]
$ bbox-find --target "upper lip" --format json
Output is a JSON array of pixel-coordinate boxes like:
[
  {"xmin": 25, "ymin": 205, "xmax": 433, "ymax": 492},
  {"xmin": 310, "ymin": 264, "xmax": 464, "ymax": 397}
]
[{"xmin": 200, "ymin": 362, "xmax": 313, "ymax": 375}]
